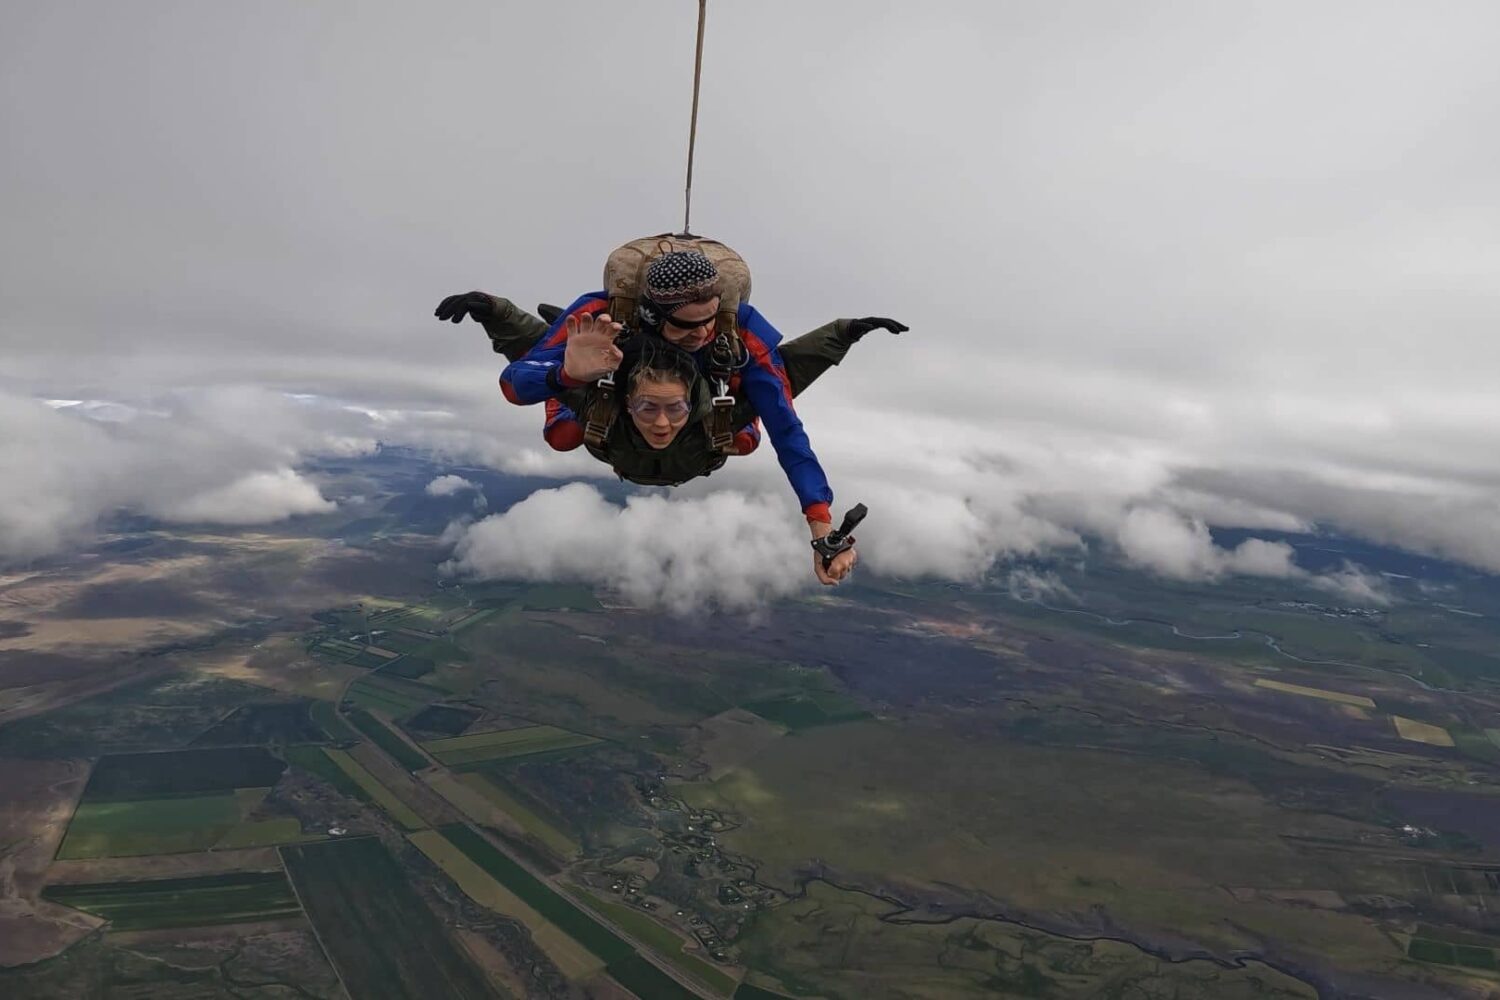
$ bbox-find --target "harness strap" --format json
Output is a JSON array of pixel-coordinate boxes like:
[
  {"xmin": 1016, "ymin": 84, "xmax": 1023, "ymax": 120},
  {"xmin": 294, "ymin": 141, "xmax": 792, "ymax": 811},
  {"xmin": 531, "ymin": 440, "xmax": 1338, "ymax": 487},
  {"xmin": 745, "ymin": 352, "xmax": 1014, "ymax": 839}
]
[
  {"xmin": 582, "ymin": 371, "xmax": 619, "ymax": 448},
  {"xmin": 704, "ymin": 324, "xmax": 744, "ymax": 455}
]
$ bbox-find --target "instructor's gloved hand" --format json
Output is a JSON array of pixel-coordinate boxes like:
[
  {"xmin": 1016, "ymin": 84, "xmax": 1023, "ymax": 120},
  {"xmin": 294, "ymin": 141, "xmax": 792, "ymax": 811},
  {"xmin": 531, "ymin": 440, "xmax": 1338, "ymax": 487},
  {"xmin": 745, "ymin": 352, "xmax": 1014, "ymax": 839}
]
[
  {"xmin": 846, "ymin": 316, "xmax": 909, "ymax": 341},
  {"xmin": 434, "ymin": 291, "xmax": 496, "ymax": 324}
]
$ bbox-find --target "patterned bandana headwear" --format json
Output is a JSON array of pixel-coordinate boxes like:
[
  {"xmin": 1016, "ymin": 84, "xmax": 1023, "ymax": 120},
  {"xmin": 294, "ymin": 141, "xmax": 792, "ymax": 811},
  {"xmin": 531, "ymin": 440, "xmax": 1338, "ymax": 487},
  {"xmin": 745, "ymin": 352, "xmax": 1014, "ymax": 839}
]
[
  {"xmin": 637, "ymin": 251, "xmax": 720, "ymax": 330},
  {"xmin": 646, "ymin": 251, "xmax": 719, "ymax": 305}
]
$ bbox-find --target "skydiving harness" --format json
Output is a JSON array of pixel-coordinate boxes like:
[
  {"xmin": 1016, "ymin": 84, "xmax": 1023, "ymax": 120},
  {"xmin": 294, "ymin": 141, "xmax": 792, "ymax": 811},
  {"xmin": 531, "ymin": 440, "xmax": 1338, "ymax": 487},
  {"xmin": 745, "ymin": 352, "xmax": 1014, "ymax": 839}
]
[
  {"xmin": 580, "ymin": 324, "xmax": 747, "ymax": 458},
  {"xmin": 704, "ymin": 329, "xmax": 746, "ymax": 454}
]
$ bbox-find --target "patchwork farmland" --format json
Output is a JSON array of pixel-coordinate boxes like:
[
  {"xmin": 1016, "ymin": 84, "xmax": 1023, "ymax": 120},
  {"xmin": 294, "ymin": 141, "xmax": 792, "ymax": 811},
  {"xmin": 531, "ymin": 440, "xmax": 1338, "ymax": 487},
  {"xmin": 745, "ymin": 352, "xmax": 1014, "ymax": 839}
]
[{"xmin": 281, "ymin": 837, "xmax": 494, "ymax": 1000}]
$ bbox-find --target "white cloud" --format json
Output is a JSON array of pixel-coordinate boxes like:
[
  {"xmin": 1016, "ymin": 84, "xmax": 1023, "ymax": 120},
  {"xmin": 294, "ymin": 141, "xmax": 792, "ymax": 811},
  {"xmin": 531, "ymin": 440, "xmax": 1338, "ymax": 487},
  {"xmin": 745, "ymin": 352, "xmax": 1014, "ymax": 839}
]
[
  {"xmin": 1222, "ymin": 538, "xmax": 1302, "ymax": 578},
  {"xmin": 1111, "ymin": 507, "xmax": 1298, "ymax": 582},
  {"xmin": 0, "ymin": 389, "xmax": 365, "ymax": 562},
  {"xmin": 1311, "ymin": 563, "xmax": 1393, "ymax": 607},
  {"xmin": 425, "ymin": 475, "xmax": 478, "ymax": 497},
  {"xmin": 443, "ymin": 484, "xmax": 807, "ymax": 613},
  {"xmin": 1005, "ymin": 568, "xmax": 1077, "ymax": 604},
  {"xmin": 155, "ymin": 467, "xmax": 335, "ymax": 525}
]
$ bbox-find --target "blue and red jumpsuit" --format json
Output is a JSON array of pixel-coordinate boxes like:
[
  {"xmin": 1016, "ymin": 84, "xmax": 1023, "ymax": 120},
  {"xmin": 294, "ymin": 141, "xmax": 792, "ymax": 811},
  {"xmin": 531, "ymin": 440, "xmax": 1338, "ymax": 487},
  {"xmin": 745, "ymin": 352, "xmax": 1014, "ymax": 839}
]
[{"xmin": 499, "ymin": 292, "xmax": 834, "ymax": 523}]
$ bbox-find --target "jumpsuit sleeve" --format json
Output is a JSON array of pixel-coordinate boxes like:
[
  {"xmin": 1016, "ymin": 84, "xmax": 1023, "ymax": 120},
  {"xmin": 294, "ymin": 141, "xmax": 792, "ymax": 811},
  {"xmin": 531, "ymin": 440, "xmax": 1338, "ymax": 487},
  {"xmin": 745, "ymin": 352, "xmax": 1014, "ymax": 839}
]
[
  {"xmin": 498, "ymin": 293, "xmax": 608, "ymax": 405},
  {"xmin": 737, "ymin": 307, "xmax": 835, "ymax": 523},
  {"xmin": 478, "ymin": 296, "xmax": 550, "ymax": 362}
]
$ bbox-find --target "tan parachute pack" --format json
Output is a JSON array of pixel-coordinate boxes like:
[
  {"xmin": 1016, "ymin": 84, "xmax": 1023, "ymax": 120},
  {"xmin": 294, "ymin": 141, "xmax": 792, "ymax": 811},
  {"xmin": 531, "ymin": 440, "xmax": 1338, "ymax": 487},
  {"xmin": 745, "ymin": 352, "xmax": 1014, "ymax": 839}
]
[
  {"xmin": 588, "ymin": 234, "xmax": 751, "ymax": 455},
  {"xmin": 603, "ymin": 233, "xmax": 751, "ymax": 337}
]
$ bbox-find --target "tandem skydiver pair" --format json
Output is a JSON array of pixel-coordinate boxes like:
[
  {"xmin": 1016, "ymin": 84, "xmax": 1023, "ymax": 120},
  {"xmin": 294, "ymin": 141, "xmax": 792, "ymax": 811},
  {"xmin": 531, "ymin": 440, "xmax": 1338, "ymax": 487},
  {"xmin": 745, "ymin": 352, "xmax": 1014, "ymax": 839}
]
[{"xmin": 435, "ymin": 237, "xmax": 906, "ymax": 585}]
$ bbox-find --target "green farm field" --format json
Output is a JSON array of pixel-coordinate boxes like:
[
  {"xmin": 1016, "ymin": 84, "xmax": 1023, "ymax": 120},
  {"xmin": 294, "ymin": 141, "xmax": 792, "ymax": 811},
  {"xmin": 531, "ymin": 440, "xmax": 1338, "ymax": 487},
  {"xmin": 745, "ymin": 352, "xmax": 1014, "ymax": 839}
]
[
  {"xmin": 347, "ymin": 676, "xmax": 438, "ymax": 717},
  {"xmin": 281, "ymin": 837, "xmax": 492, "ymax": 1000},
  {"xmin": 42, "ymin": 871, "xmax": 301, "ymax": 931},
  {"xmin": 57, "ymin": 794, "xmax": 244, "ymax": 859},
  {"xmin": 190, "ymin": 701, "xmax": 329, "ymax": 746},
  {"xmin": 283, "ymin": 744, "xmax": 370, "ymax": 801},
  {"xmin": 732, "ymin": 985, "xmax": 796, "ymax": 1000},
  {"xmin": 517, "ymin": 584, "xmax": 602, "ymax": 611},
  {"xmin": 216, "ymin": 817, "xmax": 321, "ymax": 849},
  {"xmin": 423, "ymin": 724, "xmax": 601, "ymax": 766},
  {"xmin": 83, "ymin": 747, "xmax": 285, "ymax": 799},
  {"xmin": 606, "ymin": 953, "xmax": 702, "ymax": 1000},
  {"xmin": 346, "ymin": 708, "xmax": 430, "ymax": 769},
  {"xmin": 570, "ymin": 886, "xmax": 738, "ymax": 995},
  {"xmin": 371, "ymin": 631, "xmax": 439, "ymax": 655},
  {"xmin": 56, "ymin": 787, "xmax": 315, "ymax": 858},
  {"xmin": 309, "ymin": 699, "xmax": 360, "ymax": 742},
  {"xmin": 438, "ymin": 824, "xmax": 633, "ymax": 964},
  {"xmin": 739, "ymin": 692, "xmax": 870, "ymax": 730}
]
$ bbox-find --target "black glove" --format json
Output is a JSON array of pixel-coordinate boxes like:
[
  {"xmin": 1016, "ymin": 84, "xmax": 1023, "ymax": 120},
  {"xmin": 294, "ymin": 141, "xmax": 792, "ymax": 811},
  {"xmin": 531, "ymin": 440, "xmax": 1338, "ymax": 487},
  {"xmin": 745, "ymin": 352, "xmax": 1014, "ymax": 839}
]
[
  {"xmin": 846, "ymin": 316, "xmax": 909, "ymax": 342},
  {"xmin": 434, "ymin": 291, "xmax": 495, "ymax": 324},
  {"xmin": 537, "ymin": 303, "xmax": 564, "ymax": 324}
]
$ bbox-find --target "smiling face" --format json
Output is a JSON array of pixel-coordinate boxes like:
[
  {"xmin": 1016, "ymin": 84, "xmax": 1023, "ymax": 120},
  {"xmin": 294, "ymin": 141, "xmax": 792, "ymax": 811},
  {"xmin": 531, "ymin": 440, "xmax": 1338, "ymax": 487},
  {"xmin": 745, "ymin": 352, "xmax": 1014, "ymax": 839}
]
[
  {"xmin": 659, "ymin": 296, "xmax": 720, "ymax": 353},
  {"xmin": 626, "ymin": 371, "xmax": 693, "ymax": 449}
]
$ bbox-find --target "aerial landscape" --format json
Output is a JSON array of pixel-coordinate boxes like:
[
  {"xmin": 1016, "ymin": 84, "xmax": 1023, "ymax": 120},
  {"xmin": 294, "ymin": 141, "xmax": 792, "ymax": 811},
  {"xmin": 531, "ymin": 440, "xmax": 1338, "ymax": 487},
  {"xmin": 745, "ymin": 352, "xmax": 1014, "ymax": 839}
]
[
  {"xmin": 8, "ymin": 3, "xmax": 1500, "ymax": 998},
  {"xmin": 3, "ymin": 450, "xmax": 1500, "ymax": 999}
]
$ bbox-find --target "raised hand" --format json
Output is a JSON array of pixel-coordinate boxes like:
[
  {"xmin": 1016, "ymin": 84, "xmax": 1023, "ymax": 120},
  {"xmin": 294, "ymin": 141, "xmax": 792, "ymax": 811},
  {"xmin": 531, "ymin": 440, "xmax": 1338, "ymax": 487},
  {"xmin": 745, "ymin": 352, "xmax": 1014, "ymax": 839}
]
[{"xmin": 561, "ymin": 312, "xmax": 625, "ymax": 382}]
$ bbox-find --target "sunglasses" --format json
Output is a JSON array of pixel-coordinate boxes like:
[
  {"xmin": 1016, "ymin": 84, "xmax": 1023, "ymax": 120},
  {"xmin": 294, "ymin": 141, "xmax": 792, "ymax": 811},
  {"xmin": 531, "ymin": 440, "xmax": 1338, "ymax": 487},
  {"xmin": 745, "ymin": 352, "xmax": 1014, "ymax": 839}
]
[
  {"xmin": 627, "ymin": 399, "xmax": 692, "ymax": 421},
  {"xmin": 662, "ymin": 308, "xmax": 717, "ymax": 333}
]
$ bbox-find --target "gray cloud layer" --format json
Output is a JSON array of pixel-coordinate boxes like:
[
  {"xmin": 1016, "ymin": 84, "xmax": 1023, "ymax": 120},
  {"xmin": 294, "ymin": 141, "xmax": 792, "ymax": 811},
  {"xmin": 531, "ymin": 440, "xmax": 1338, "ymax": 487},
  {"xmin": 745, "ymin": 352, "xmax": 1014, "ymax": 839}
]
[{"xmin": 5, "ymin": 2, "xmax": 1500, "ymax": 602}]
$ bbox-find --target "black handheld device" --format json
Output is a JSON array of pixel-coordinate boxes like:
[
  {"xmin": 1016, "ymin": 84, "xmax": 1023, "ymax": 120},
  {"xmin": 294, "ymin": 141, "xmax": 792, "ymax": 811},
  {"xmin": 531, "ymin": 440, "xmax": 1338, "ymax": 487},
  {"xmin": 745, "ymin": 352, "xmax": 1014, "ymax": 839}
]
[{"xmin": 811, "ymin": 503, "xmax": 868, "ymax": 570}]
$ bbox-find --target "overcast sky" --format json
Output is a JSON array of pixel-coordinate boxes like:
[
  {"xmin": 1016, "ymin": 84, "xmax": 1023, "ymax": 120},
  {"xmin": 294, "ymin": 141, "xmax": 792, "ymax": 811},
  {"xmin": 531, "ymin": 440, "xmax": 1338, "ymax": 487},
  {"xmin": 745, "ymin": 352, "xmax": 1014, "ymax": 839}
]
[{"xmin": 4, "ymin": 1, "xmax": 1500, "ymax": 602}]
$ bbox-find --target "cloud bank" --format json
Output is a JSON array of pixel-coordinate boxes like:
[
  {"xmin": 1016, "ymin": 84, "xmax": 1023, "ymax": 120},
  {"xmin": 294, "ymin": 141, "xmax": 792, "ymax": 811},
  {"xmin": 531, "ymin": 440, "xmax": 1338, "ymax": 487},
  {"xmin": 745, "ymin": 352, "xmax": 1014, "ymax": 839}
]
[
  {"xmin": 443, "ymin": 484, "xmax": 807, "ymax": 613},
  {"xmin": 157, "ymin": 468, "xmax": 335, "ymax": 525},
  {"xmin": 0, "ymin": 377, "xmax": 1469, "ymax": 616},
  {"xmin": 0, "ymin": 389, "xmax": 361, "ymax": 560}
]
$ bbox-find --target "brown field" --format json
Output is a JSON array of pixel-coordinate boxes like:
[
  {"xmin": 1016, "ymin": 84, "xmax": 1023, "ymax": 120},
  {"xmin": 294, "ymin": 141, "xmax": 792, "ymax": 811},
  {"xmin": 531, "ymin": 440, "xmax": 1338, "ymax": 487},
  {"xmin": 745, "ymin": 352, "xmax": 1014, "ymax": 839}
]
[
  {"xmin": 450, "ymin": 773, "xmax": 579, "ymax": 860},
  {"xmin": 0, "ymin": 533, "xmax": 395, "ymax": 726},
  {"xmin": 454, "ymin": 928, "xmax": 528, "ymax": 998},
  {"xmin": 46, "ymin": 846, "xmax": 284, "ymax": 885},
  {"xmin": 1392, "ymin": 716, "xmax": 1455, "ymax": 747},
  {"xmin": 1254, "ymin": 678, "xmax": 1377, "ymax": 709},
  {"xmin": 0, "ymin": 757, "xmax": 96, "ymax": 965},
  {"xmin": 422, "ymin": 771, "xmax": 531, "ymax": 843},
  {"xmin": 198, "ymin": 641, "xmax": 363, "ymax": 702},
  {"xmin": 107, "ymin": 916, "xmax": 310, "ymax": 948}
]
